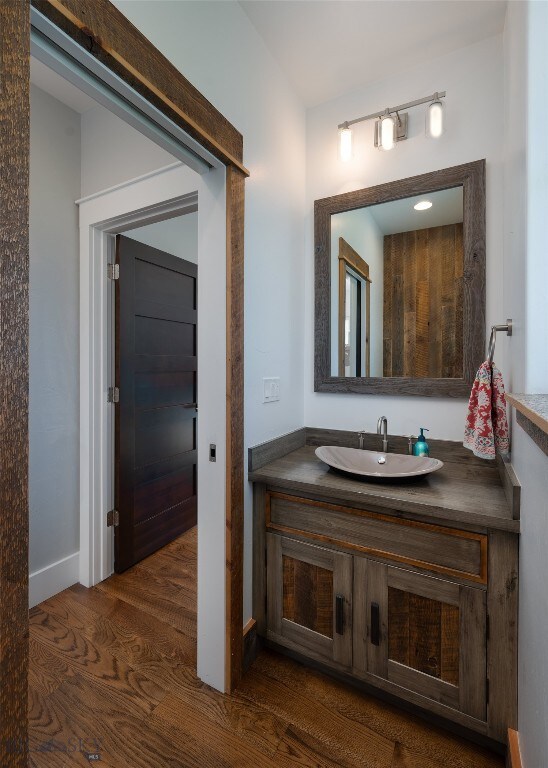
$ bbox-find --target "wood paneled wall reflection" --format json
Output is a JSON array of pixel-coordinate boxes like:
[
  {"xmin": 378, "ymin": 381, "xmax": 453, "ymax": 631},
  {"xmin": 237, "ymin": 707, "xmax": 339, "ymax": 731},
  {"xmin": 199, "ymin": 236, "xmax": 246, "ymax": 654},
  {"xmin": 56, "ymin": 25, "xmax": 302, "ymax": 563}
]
[{"xmin": 383, "ymin": 224, "xmax": 464, "ymax": 378}]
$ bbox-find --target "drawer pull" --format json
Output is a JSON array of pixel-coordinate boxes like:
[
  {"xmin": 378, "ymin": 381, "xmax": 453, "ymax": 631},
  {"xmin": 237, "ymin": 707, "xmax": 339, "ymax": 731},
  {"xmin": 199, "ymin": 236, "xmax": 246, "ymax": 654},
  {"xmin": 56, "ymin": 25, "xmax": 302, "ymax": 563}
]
[
  {"xmin": 371, "ymin": 602, "xmax": 380, "ymax": 646},
  {"xmin": 335, "ymin": 595, "xmax": 345, "ymax": 635}
]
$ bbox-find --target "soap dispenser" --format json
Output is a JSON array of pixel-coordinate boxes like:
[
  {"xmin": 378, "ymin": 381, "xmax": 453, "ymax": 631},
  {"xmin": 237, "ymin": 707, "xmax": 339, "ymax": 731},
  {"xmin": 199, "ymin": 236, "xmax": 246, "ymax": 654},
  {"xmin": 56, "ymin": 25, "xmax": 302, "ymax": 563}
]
[{"xmin": 413, "ymin": 428, "xmax": 430, "ymax": 458}]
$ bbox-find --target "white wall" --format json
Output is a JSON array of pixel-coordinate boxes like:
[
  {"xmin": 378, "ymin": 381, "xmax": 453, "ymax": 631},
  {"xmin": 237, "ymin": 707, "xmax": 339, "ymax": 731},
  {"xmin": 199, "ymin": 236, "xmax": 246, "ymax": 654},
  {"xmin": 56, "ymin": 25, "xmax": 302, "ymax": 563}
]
[
  {"xmin": 305, "ymin": 35, "xmax": 504, "ymax": 440},
  {"xmin": 81, "ymin": 106, "xmax": 175, "ymax": 197},
  {"xmin": 126, "ymin": 212, "xmax": 198, "ymax": 263},
  {"xmin": 331, "ymin": 209, "xmax": 384, "ymax": 377},
  {"xmin": 113, "ymin": 0, "xmax": 307, "ymax": 623},
  {"xmin": 503, "ymin": 3, "xmax": 548, "ymax": 765},
  {"xmin": 29, "ymin": 85, "xmax": 81, "ymax": 601}
]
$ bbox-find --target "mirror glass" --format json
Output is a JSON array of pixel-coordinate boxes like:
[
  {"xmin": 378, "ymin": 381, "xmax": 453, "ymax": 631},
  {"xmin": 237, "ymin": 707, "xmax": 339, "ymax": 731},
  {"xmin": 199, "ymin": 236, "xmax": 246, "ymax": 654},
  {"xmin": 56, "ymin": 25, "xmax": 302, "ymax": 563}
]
[{"xmin": 330, "ymin": 186, "xmax": 464, "ymax": 378}]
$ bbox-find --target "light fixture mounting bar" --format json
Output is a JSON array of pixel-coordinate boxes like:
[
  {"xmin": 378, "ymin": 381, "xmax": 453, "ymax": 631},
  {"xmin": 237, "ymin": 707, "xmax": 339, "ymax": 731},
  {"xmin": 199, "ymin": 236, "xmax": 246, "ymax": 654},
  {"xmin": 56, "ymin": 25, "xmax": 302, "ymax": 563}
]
[{"xmin": 338, "ymin": 91, "xmax": 446, "ymax": 130}]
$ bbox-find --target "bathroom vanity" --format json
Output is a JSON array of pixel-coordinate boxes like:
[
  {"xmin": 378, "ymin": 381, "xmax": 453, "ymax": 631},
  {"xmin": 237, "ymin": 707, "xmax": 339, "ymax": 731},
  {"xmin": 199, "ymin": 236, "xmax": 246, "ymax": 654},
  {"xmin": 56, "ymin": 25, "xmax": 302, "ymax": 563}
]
[{"xmin": 250, "ymin": 428, "xmax": 520, "ymax": 746}]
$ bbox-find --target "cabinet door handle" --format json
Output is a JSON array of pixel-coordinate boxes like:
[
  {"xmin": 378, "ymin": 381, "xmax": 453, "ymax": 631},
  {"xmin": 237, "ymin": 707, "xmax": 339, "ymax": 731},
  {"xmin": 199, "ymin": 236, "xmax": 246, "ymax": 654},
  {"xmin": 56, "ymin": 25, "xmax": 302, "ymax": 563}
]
[
  {"xmin": 371, "ymin": 602, "xmax": 380, "ymax": 646},
  {"xmin": 335, "ymin": 595, "xmax": 345, "ymax": 635}
]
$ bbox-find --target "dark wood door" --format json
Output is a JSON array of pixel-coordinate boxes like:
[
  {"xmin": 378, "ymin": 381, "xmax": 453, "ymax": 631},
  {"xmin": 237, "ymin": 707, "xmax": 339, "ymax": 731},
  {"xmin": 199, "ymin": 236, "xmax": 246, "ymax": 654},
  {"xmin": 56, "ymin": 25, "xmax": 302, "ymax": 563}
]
[{"xmin": 115, "ymin": 235, "xmax": 197, "ymax": 573}]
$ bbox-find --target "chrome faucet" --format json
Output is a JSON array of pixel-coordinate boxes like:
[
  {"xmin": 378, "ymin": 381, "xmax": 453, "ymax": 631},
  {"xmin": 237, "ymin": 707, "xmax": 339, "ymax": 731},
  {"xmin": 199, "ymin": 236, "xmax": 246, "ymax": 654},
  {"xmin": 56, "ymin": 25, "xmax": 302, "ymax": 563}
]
[{"xmin": 377, "ymin": 416, "xmax": 388, "ymax": 453}]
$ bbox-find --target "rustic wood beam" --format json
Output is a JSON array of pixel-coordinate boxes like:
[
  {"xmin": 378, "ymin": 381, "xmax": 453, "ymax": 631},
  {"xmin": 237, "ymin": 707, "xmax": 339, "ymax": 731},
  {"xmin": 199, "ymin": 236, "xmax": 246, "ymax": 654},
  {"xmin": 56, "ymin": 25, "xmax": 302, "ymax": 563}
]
[
  {"xmin": 32, "ymin": 0, "xmax": 249, "ymax": 175},
  {"xmin": 225, "ymin": 166, "xmax": 245, "ymax": 691},
  {"xmin": 0, "ymin": 1, "xmax": 30, "ymax": 765}
]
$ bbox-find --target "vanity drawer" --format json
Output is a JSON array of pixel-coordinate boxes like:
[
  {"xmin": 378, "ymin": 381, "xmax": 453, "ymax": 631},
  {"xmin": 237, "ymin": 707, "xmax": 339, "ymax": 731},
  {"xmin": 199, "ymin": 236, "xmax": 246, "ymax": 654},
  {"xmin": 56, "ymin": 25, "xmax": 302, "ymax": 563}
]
[{"xmin": 266, "ymin": 492, "xmax": 487, "ymax": 584}]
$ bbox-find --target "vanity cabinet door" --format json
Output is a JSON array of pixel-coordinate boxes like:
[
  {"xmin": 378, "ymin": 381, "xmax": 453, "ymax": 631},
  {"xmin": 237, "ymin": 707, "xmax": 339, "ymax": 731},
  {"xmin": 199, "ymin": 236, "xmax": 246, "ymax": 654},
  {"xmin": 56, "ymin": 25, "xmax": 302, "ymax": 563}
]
[
  {"xmin": 354, "ymin": 558, "xmax": 486, "ymax": 721},
  {"xmin": 266, "ymin": 534, "xmax": 353, "ymax": 669}
]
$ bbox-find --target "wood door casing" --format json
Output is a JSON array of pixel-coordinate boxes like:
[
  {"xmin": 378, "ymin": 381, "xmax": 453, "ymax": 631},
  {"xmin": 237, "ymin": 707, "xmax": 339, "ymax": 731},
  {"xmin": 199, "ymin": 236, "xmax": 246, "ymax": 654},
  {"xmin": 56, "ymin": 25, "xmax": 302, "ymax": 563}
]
[
  {"xmin": 354, "ymin": 559, "xmax": 487, "ymax": 721},
  {"xmin": 115, "ymin": 236, "xmax": 198, "ymax": 572},
  {"xmin": 266, "ymin": 534, "xmax": 353, "ymax": 668},
  {"xmin": 0, "ymin": 2, "xmax": 30, "ymax": 764},
  {"xmin": 337, "ymin": 237, "xmax": 371, "ymax": 377}
]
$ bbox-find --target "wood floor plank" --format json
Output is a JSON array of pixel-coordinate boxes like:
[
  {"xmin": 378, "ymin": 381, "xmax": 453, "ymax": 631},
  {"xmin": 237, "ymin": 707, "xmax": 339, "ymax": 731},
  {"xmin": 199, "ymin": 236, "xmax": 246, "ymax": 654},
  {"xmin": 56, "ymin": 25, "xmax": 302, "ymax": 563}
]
[
  {"xmin": 29, "ymin": 606, "xmax": 166, "ymax": 718},
  {"xmin": 235, "ymin": 670, "xmax": 395, "ymax": 767},
  {"xmin": 151, "ymin": 694, "xmax": 288, "ymax": 767},
  {"xmin": 68, "ymin": 583, "xmax": 197, "ymax": 664},
  {"xmin": 250, "ymin": 650, "xmax": 503, "ymax": 768},
  {"xmin": 28, "ymin": 635, "xmax": 75, "ymax": 698},
  {"xmin": 29, "ymin": 684, "xmax": 111, "ymax": 768},
  {"xmin": 95, "ymin": 569, "xmax": 197, "ymax": 636},
  {"xmin": 390, "ymin": 741, "xmax": 443, "ymax": 768},
  {"xmin": 275, "ymin": 723, "xmax": 391, "ymax": 768},
  {"xmin": 33, "ymin": 673, "xmax": 194, "ymax": 768}
]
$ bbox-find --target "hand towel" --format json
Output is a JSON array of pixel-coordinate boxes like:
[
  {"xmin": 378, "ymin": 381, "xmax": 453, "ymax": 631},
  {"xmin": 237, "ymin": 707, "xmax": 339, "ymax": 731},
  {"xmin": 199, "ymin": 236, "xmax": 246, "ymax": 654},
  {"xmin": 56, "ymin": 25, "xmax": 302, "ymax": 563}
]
[{"xmin": 463, "ymin": 361, "xmax": 510, "ymax": 460}]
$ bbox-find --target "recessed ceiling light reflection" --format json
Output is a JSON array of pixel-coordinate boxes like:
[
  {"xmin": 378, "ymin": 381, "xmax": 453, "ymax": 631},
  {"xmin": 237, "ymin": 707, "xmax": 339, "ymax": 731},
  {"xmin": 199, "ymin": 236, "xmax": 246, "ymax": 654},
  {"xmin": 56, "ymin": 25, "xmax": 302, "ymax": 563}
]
[{"xmin": 414, "ymin": 200, "xmax": 433, "ymax": 211}]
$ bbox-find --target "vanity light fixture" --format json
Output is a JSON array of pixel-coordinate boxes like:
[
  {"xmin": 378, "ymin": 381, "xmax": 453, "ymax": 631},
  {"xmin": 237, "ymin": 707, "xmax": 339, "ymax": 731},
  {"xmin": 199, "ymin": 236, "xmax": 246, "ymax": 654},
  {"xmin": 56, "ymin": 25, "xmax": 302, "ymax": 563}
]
[
  {"xmin": 377, "ymin": 110, "xmax": 396, "ymax": 151},
  {"xmin": 426, "ymin": 94, "xmax": 444, "ymax": 139},
  {"xmin": 338, "ymin": 122, "xmax": 353, "ymax": 162},
  {"xmin": 338, "ymin": 90, "xmax": 446, "ymax": 159},
  {"xmin": 414, "ymin": 200, "xmax": 433, "ymax": 211}
]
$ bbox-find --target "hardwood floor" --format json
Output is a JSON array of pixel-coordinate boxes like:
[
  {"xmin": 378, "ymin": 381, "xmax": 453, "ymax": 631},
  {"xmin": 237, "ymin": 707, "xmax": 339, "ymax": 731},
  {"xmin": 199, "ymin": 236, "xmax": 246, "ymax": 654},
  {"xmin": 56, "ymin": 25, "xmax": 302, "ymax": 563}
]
[{"xmin": 28, "ymin": 528, "xmax": 504, "ymax": 767}]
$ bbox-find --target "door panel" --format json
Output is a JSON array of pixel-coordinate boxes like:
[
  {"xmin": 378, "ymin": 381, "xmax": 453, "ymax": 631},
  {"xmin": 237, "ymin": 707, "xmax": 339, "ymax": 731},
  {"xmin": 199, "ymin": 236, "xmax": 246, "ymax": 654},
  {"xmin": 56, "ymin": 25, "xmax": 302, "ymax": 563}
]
[
  {"xmin": 266, "ymin": 534, "xmax": 353, "ymax": 668},
  {"xmin": 134, "ymin": 257, "xmax": 195, "ymax": 306},
  {"xmin": 283, "ymin": 555, "xmax": 334, "ymax": 638},
  {"xmin": 115, "ymin": 235, "xmax": 197, "ymax": 572},
  {"xmin": 135, "ymin": 371, "xmax": 195, "ymax": 409},
  {"xmin": 134, "ymin": 465, "xmax": 195, "ymax": 524},
  {"xmin": 353, "ymin": 559, "xmax": 487, "ymax": 720},
  {"xmin": 134, "ymin": 315, "xmax": 195, "ymax": 356},
  {"xmin": 135, "ymin": 406, "xmax": 195, "ymax": 466},
  {"xmin": 388, "ymin": 587, "xmax": 460, "ymax": 685}
]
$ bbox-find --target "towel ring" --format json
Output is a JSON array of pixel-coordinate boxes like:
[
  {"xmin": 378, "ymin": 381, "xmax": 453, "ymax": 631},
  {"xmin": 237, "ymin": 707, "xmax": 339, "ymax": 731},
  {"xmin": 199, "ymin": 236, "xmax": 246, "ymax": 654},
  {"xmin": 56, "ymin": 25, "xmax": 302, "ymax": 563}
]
[{"xmin": 488, "ymin": 319, "xmax": 512, "ymax": 365}]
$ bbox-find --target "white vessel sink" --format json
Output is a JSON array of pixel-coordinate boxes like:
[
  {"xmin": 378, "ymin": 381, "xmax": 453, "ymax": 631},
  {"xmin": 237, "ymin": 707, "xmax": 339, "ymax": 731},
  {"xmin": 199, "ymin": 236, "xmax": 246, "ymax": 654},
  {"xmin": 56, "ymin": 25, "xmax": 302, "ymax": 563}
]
[{"xmin": 315, "ymin": 445, "xmax": 443, "ymax": 479}]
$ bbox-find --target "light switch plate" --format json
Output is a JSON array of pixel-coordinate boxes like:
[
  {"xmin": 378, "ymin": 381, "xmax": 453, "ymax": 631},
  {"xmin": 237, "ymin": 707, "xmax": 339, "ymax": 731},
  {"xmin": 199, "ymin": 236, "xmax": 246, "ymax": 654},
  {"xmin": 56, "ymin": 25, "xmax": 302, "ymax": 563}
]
[{"xmin": 263, "ymin": 377, "xmax": 280, "ymax": 403}]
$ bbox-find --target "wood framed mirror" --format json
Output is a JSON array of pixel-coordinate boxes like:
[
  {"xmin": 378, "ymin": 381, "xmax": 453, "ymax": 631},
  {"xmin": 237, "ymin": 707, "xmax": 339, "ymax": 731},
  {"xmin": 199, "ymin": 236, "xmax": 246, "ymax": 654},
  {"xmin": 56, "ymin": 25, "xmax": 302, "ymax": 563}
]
[{"xmin": 314, "ymin": 160, "xmax": 486, "ymax": 397}]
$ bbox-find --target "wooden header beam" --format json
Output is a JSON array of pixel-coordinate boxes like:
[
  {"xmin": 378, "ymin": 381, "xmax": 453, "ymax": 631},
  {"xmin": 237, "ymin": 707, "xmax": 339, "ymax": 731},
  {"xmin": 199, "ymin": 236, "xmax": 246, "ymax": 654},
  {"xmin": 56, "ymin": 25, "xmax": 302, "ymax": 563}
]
[{"xmin": 32, "ymin": 0, "xmax": 249, "ymax": 176}]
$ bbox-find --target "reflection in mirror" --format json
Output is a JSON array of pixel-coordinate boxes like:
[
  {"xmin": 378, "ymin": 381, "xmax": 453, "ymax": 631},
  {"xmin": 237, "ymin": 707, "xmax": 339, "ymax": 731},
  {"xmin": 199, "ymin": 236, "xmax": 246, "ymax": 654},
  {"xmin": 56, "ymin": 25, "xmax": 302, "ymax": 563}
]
[
  {"xmin": 331, "ymin": 186, "xmax": 464, "ymax": 379},
  {"xmin": 337, "ymin": 238, "xmax": 371, "ymax": 377}
]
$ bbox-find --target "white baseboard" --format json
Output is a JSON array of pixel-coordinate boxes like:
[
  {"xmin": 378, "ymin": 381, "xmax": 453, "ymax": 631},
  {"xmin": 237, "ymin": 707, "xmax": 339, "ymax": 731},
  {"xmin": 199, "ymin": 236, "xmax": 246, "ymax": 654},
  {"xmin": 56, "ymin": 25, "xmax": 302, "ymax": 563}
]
[{"xmin": 29, "ymin": 551, "xmax": 79, "ymax": 608}]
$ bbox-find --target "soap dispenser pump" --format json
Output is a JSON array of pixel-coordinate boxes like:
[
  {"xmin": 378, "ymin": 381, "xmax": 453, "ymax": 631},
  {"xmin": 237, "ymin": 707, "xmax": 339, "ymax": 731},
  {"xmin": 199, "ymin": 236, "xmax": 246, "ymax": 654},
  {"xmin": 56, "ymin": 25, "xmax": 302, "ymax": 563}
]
[{"xmin": 413, "ymin": 428, "xmax": 430, "ymax": 457}]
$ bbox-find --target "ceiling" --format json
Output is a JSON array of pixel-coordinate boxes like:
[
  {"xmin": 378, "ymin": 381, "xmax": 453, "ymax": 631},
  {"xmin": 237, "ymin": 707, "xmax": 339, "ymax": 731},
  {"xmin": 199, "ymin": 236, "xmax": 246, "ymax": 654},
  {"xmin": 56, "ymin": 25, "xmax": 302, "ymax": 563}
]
[
  {"xmin": 238, "ymin": 0, "xmax": 507, "ymax": 108},
  {"xmin": 367, "ymin": 186, "xmax": 463, "ymax": 235},
  {"xmin": 332, "ymin": 186, "xmax": 463, "ymax": 237}
]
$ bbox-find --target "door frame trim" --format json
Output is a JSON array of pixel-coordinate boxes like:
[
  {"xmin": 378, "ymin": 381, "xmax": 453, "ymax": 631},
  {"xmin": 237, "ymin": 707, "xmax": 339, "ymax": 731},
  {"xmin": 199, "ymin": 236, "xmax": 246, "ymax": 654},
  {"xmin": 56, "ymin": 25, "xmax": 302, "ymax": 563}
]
[{"xmin": 77, "ymin": 163, "xmax": 199, "ymax": 588}]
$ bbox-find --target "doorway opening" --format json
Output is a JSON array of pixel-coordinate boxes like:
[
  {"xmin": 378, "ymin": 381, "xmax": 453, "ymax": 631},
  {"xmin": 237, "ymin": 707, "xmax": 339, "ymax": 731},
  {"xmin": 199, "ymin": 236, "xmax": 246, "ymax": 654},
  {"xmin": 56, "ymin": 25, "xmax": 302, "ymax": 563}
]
[
  {"xmin": 29, "ymin": 37, "xmax": 228, "ymax": 702},
  {"xmin": 4, "ymin": 4, "xmax": 247, "ymax": 754}
]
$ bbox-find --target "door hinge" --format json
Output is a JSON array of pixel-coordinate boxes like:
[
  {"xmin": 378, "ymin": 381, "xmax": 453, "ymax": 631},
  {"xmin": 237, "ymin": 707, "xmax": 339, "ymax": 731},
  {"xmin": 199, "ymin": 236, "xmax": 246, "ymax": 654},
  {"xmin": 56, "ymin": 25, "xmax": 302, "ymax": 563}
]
[
  {"xmin": 107, "ymin": 509, "xmax": 119, "ymax": 527},
  {"xmin": 108, "ymin": 386, "xmax": 120, "ymax": 403},
  {"xmin": 107, "ymin": 263, "xmax": 119, "ymax": 280}
]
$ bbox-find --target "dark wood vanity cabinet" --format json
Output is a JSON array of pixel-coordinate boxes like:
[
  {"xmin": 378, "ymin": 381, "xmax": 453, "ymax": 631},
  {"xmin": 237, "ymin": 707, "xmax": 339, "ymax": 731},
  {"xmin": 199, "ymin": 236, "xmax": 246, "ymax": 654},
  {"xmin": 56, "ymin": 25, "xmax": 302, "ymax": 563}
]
[{"xmin": 255, "ymin": 485, "xmax": 518, "ymax": 745}]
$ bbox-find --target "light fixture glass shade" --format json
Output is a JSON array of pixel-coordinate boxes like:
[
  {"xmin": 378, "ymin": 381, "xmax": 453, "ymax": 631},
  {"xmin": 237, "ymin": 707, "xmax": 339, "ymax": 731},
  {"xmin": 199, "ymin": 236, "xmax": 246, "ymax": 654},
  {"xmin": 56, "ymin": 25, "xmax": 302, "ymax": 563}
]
[
  {"xmin": 339, "ymin": 125, "xmax": 353, "ymax": 162},
  {"xmin": 426, "ymin": 99, "xmax": 444, "ymax": 138},
  {"xmin": 378, "ymin": 113, "xmax": 396, "ymax": 151}
]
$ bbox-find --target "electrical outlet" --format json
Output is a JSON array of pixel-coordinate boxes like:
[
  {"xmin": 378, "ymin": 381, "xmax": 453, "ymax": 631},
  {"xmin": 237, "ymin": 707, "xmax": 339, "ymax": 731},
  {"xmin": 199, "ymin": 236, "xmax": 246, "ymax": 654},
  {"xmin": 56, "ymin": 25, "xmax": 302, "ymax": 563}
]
[{"xmin": 263, "ymin": 377, "xmax": 280, "ymax": 403}]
